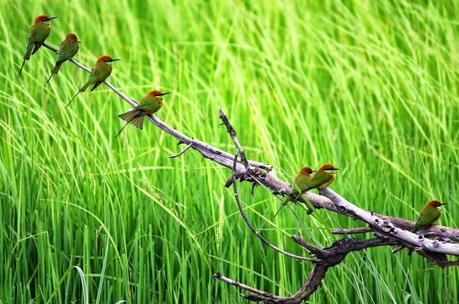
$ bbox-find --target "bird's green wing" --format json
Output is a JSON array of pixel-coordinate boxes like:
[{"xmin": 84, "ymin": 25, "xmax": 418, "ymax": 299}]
[
  {"xmin": 136, "ymin": 97, "xmax": 162, "ymax": 114},
  {"xmin": 294, "ymin": 174, "xmax": 311, "ymax": 191},
  {"xmin": 92, "ymin": 62, "xmax": 112, "ymax": 82},
  {"xmin": 29, "ymin": 23, "xmax": 50, "ymax": 43},
  {"xmin": 304, "ymin": 171, "xmax": 332, "ymax": 191},
  {"xmin": 28, "ymin": 26, "xmax": 39, "ymax": 43},
  {"xmin": 413, "ymin": 209, "xmax": 441, "ymax": 232},
  {"xmin": 58, "ymin": 42, "xmax": 79, "ymax": 61}
]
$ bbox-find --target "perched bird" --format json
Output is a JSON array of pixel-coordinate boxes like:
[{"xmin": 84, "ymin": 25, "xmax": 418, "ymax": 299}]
[
  {"xmin": 274, "ymin": 164, "xmax": 338, "ymax": 217},
  {"xmin": 67, "ymin": 55, "xmax": 120, "ymax": 107},
  {"xmin": 18, "ymin": 15, "xmax": 58, "ymax": 77},
  {"xmin": 412, "ymin": 200, "xmax": 444, "ymax": 232},
  {"xmin": 275, "ymin": 166, "xmax": 314, "ymax": 217},
  {"xmin": 392, "ymin": 200, "xmax": 444, "ymax": 254},
  {"xmin": 304, "ymin": 163, "xmax": 339, "ymax": 191},
  {"xmin": 46, "ymin": 33, "xmax": 80, "ymax": 84},
  {"xmin": 116, "ymin": 90, "xmax": 170, "ymax": 137}
]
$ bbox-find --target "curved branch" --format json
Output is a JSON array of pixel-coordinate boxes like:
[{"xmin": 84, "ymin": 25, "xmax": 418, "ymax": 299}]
[
  {"xmin": 215, "ymin": 237, "xmax": 395, "ymax": 303},
  {"xmin": 168, "ymin": 140, "xmax": 194, "ymax": 158},
  {"xmin": 230, "ymin": 153, "xmax": 314, "ymax": 261}
]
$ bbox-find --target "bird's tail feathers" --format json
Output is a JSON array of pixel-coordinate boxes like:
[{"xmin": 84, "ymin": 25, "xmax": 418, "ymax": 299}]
[
  {"xmin": 23, "ymin": 43, "xmax": 34, "ymax": 60},
  {"xmin": 116, "ymin": 111, "xmax": 145, "ymax": 137},
  {"xmin": 273, "ymin": 196, "xmax": 291, "ymax": 218},
  {"xmin": 119, "ymin": 110, "xmax": 137, "ymax": 122},
  {"xmin": 90, "ymin": 81, "xmax": 103, "ymax": 92},
  {"xmin": 79, "ymin": 80, "xmax": 92, "ymax": 93},
  {"xmin": 45, "ymin": 73, "xmax": 54, "ymax": 84},
  {"xmin": 66, "ymin": 90, "xmax": 82, "ymax": 107},
  {"xmin": 66, "ymin": 81, "xmax": 91, "ymax": 107},
  {"xmin": 51, "ymin": 60, "xmax": 65, "ymax": 74},
  {"xmin": 18, "ymin": 59, "xmax": 27, "ymax": 77},
  {"xmin": 273, "ymin": 205, "xmax": 285, "ymax": 218}
]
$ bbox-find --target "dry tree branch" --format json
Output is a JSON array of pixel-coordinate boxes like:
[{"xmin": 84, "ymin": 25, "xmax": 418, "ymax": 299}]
[
  {"xmin": 215, "ymin": 236, "xmax": 396, "ymax": 303},
  {"xmin": 331, "ymin": 227, "xmax": 373, "ymax": 235},
  {"xmin": 43, "ymin": 43, "xmax": 271, "ymax": 172},
  {"xmin": 214, "ymin": 111, "xmax": 459, "ymax": 302},
  {"xmin": 168, "ymin": 140, "xmax": 194, "ymax": 158},
  {"xmin": 229, "ymin": 152, "xmax": 315, "ymax": 261},
  {"xmin": 320, "ymin": 188, "xmax": 459, "ymax": 256},
  {"xmin": 40, "ymin": 43, "xmax": 459, "ymax": 303}
]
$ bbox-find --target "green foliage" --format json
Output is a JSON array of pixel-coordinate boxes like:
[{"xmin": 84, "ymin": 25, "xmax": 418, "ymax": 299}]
[{"xmin": 0, "ymin": 0, "xmax": 458, "ymax": 302}]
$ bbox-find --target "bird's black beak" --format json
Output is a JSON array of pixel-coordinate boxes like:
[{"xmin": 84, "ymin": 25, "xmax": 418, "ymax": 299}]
[
  {"xmin": 46, "ymin": 16, "xmax": 58, "ymax": 21},
  {"xmin": 440, "ymin": 203, "xmax": 447, "ymax": 206},
  {"xmin": 157, "ymin": 92, "xmax": 171, "ymax": 96},
  {"xmin": 108, "ymin": 58, "xmax": 120, "ymax": 62}
]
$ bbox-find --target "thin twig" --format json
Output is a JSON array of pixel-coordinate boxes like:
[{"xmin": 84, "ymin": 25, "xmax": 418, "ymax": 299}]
[
  {"xmin": 219, "ymin": 109, "xmax": 249, "ymax": 170},
  {"xmin": 217, "ymin": 237, "xmax": 396, "ymax": 303},
  {"xmin": 168, "ymin": 140, "xmax": 194, "ymax": 158},
  {"xmin": 213, "ymin": 273, "xmax": 286, "ymax": 301},
  {"xmin": 230, "ymin": 153, "xmax": 313, "ymax": 261}
]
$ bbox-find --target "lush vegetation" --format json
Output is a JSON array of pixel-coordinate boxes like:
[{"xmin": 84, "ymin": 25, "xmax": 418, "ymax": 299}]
[{"xmin": 1, "ymin": 0, "xmax": 458, "ymax": 302}]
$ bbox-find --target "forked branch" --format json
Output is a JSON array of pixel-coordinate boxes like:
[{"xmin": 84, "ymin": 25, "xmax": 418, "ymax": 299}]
[
  {"xmin": 40, "ymin": 44, "xmax": 459, "ymax": 303},
  {"xmin": 214, "ymin": 111, "xmax": 459, "ymax": 303}
]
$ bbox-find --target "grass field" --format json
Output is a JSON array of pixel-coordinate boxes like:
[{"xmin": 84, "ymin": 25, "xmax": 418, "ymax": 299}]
[{"xmin": 1, "ymin": 0, "xmax": 459, "ymax": 303}]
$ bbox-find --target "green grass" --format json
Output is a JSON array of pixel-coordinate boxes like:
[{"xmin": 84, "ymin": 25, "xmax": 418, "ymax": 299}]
[{"xmin": 1, "ymin": 0, "xmax": 459, "ymax": 302}]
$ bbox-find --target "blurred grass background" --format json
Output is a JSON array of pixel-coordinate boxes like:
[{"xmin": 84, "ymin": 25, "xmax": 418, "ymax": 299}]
[{"xmin": 1, "ymin": 0, "xmax": 459, "ymax": 302}]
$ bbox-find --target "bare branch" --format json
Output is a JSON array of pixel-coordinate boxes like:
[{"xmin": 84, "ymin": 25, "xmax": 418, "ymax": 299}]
[
  {"xmin": 320, "ymin": 188, "xmax": 459, "ymax": 256},
  {"xmin": 331, "ymin": 227, "xmax": 373, "ymax": 235},
  {"xmin": 230, "ymin": 153, "xmax": 313, "ymax": 261},
  {"xmin": 219, "ymin": 109, "xmax": 249, "ymax": 170},
  {"xmin": 41, "ymin": 44, "xmax": 459, "ymax": 244},
  {"xmin": 168, "ymin": 140, "xmax": 194, "ymax": 158},
  {"xmin": 213, "ymin": 272, "xmax": 288, "ymax": 302},
  {"xmin": 43, "ymin": 42, "xmax": 272, "ymax": 172},
  {"xmin": 217, "ymin": 237, "xmax": 395, "ymax": 303}
]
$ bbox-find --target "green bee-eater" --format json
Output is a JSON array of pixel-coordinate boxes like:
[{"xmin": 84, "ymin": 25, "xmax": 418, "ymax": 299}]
[
  {"xmin": 18, "ymin": 15, "xmax": 58, "ymax": 77},
  {"xmin": 46, "ymin": 33, "xmax": 80, "ymax": 84},
  {"xmin": 67, "ymin": 55, "xmax": 120, "ymax": 107},
  {"xmin": 275, "ymin": 166, "xmax": 314, "ymax": 217},
  {"xmin": 413, "ymin": 200, "xmax": 444, "ymax": 232},
  {"xmin": 392, "ymin": 199, "xmax": 444, "ymax": 253},
  {"xmin": 304, "ymin": 163, "xmax": 339, "ymax": 191},
  {"xmin": 276, "ymin": 164, "xmax": 338, "ymax": 217},
  {"xmin": 116, "ymin": 90, "xmax": 171, "ymax": 137}
]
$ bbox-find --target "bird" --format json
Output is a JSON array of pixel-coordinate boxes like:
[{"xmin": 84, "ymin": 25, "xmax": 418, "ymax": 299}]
[
  {"xmin": 305, "ymin": 163, "xmax": 339, "ymax": 191},
  {"xmin": 412, "ymin": 199, "xmax": 444, "ymax": 232},
  {"xmin": 274, "ymin": 166, "xmax": 314, "ymax": 217},
  {"xmin": 116, "ymin": 90, "xmax": 171, "ymax": 137},
  {"xmin": 66, "ymin": 55, "xmax": 120, "ymax": 107},
  {"xmin": 392, "ymin": 199, "xmax": 444, "ymax": 254},
  {"xmin": 18, "ymin": 15, "xmax": 58, "ymax": 77},
  {"xmin": 46, "ymin": 33, "xmax": 80, "ymax": 84},
  {"xmin": 294, "ymin": 163, "xmax": 338, "ymax": 203}
]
